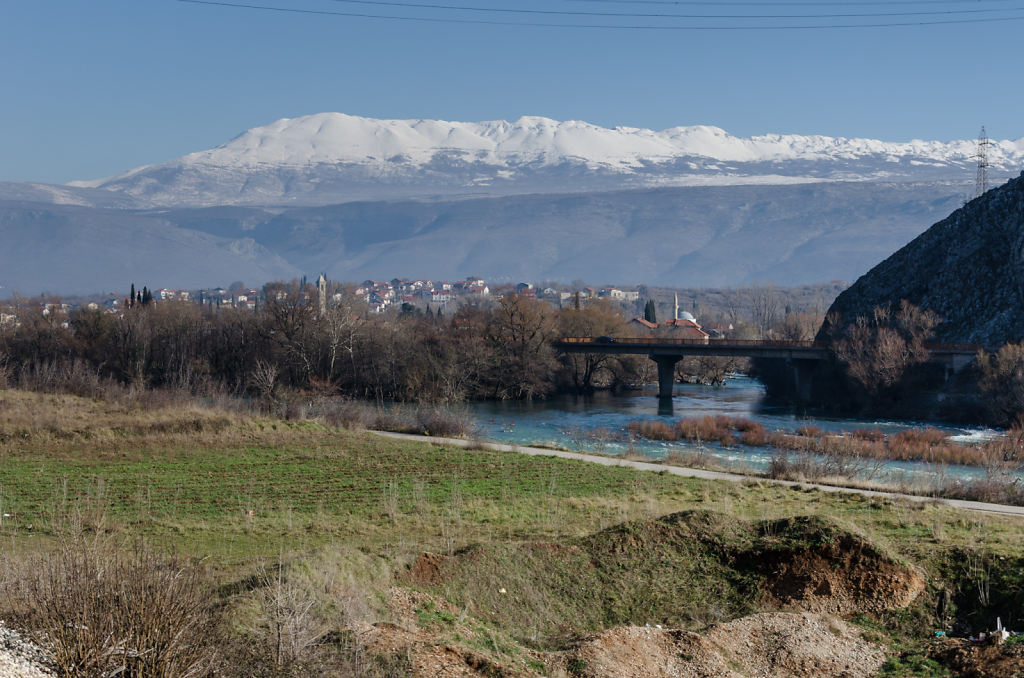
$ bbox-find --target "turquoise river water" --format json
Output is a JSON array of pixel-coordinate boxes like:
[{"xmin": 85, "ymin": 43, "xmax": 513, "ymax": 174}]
[{"xmin": 461, "ymin": 376, "xmax": 1009, "ymax": 485}]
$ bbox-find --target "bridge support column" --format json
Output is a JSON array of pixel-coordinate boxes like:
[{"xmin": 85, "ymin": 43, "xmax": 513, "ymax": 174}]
[
  {"xmin": 790, "ymin": 358, "xmax": 816, "ymax": 403},
  {"xmin": 652, "ymin": 355, "xmax": 681, "ymax": 400}
]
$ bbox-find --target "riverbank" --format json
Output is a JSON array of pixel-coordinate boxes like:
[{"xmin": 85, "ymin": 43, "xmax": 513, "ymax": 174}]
[{"xmin": 373, "ymin": 430, "xmax": 1024, "ymax": 517}]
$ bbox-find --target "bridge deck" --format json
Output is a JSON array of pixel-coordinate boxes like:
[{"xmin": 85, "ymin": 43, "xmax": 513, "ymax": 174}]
[{"xmin": 554, "ymin": 337, "xmax": 990, "ymax": 360}]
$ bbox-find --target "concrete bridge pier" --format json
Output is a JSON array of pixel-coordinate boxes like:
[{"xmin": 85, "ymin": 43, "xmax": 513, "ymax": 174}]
[
  {"xmin": 942, "ymin": 353, "xmax": 977, "ymax": 383},
  {"xmin": 789, "ymin": 358, "xmax": 817, "ymax": 403},
  {"xmin": 652, "ymin": 354, "xmax": 681, "ymax": 401}
]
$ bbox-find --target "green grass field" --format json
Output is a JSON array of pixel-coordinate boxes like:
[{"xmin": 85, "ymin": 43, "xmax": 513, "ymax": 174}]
[{"xmin": 1, "ymin": 388, "xmax": 1022, "ymax": 563}]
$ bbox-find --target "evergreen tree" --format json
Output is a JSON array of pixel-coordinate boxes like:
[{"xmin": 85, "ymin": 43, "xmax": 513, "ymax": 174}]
[
  {"xmin": 644, "ymin": 299, "xmax": 657, "ymax": 323},
  {"xmin": 573, "ymin": 292, "xmax": 581, "ymax": 310},
  {"xmin": 141, "ymin": 287, "xmax": 153, "ymax": 306},
  {"xmin": 130, "ymin": 283, "xmax": 136, "ymax": 308}
]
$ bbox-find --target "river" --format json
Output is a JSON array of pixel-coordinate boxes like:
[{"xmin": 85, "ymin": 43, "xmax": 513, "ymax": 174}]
[{"xmin": 462, "ymin": 376, "xmax": 1005, "ymax": 485}]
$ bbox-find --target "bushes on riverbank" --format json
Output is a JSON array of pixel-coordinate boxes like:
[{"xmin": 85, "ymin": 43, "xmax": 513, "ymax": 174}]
[
  {"xmin": 628, "ymin": 416, "xmax": 1022, "ymax": 469},
  {"xmin": 625, "ymin": 415, "xmax": 1024, "ymax": 505}
]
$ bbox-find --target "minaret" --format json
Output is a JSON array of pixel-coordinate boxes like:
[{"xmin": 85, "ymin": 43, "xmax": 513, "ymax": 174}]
[
  {"xmin": 673, "ymin": 293, "xmax": 679, "ymax": 321},
  {"xmin": 317, "ymin": 274, "xmax": 327, "ymax": 317}
]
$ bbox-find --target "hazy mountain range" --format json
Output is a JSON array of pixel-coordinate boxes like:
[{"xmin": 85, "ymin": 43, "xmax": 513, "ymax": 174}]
[{"xmin": 2, "ymin": 113, "xmax": 1022, "ymax": 295}]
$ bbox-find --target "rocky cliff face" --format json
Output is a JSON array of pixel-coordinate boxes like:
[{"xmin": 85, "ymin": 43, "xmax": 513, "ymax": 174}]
[{"xmin": 820, "ymin": 171, "xmax": 1024, "ymax": 345}]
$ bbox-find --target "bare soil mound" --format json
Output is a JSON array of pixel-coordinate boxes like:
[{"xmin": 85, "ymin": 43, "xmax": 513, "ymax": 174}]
[
  {"xmin": 755, "ymin": 523, "xmax": 925, "ymax": 615},
  {"xmin": 409, "ymin": 552, "xmax": 451, "ymax": 586},
  {"xmin": 570, "ymin": 612, "xmax": 885, "ymax": 678}
]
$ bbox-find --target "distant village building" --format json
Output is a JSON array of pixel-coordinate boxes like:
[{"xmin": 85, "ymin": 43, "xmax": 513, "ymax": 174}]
[
  {"xmin": 598, "ymin": 288, "xmax": 640, "ymax": 302},
  {"xmin": 515, "ymin": 282, "xmax": 536, "ymax": 298},
  {"xmin": 631, "ymin": 292, "xmax": 709, "ymax": 342},
  {"xmin": 631, "ymin": 317, "xmax": 658, "ymax": 331},
  {"xmin": 662, "ymin": 317, "xmax": 710, "ymax": 342},
  {"xmin": 155, "ymin": 289, "xmax": 190, "ymax": 301}
]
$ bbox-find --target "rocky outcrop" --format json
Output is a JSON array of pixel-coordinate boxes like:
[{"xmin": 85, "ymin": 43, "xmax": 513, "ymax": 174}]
[{"xmin": 820, "ymin": 171, "xmax": 1024, "ymax": 345}]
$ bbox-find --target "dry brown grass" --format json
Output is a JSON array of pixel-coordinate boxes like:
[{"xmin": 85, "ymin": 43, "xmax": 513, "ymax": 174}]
[{"xmin": 0, "ymin": 389, "xmax": 248, "ymax": 457}]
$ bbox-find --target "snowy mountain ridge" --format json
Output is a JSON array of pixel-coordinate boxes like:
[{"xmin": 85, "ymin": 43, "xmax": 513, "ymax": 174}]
[
  {"xmin": 6, "ymin": 112, "xmax": 1022, "ymax": 294},
  {"xmin": 71, "ymin": 113, "xmax": 1024, "ymax": 202}
]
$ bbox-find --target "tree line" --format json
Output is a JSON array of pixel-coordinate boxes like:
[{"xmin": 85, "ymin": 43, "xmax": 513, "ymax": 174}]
[{"xmin": 0, "ymin": 281, "xmax": 656, "ymax": 402}]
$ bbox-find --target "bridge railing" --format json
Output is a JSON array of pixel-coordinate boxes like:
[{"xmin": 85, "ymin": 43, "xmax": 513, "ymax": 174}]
[
  {"xmin": 556, "ymin": 337, "xmax": 824, "ymax": 348},
  {"xmin": 555, "ymin": 337, "xmax": 996, "ymax": 355},
  {"xmin": 925, "ymin": 342, "xmax": 996, "ymax": 353}
]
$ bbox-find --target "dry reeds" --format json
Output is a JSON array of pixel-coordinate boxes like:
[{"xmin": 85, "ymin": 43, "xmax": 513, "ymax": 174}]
[
  {"xmin": 627, "ymin": 415, "xmax": 763, "ymax": 449},
  {"xmin": 628, "ymin": 415, "xmax": 1024, "ymax": 470}
]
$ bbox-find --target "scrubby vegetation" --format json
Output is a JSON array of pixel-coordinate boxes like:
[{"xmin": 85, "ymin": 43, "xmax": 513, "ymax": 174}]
[
  {"xmin": 628, "ymin": 414, "xmax": 1024, "ymax": 505},
  {"xmin": 978, "ymin": 341, "xmax": 1024, "ymax": 426}
]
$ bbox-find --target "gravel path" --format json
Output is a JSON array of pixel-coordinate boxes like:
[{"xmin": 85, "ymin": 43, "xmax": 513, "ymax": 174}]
[
  {"xmin": 0, "ymin": 623, "xmax": 54, "ymax": 678},
  {"xmin": 374, "ymin": 431, "xmax": 1024, "ymax": 518}
]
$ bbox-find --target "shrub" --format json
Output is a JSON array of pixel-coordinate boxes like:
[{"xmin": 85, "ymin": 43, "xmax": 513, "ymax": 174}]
[
  {"xmin": 739, "ymin": 424, "xmax": 767, "ymax": 447},
  {"xmin": 851, "ymin": 428, "xmax": 884, "ymax": 442},
  {"xmin": 414, "ymin": 406, "xmax": 477, "ymax": 438},
  {"xmin": 978, "ymin": 343, "xmax": 1024, "ymax": 426},
  {"xmin": 768, "ymin": 451, "xmax": 826, "ymax": 481},
  {"xmin": 4, "ymin": 536, "xmax": 217, "ymax": 677},
  {"xmin": 627, "ymin": 420, "xmax": 677, "ymax": 441}
]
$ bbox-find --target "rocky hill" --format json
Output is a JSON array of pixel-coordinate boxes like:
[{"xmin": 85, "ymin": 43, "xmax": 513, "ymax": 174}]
[{"xmin": 821, "ymin": 171, "xmax": 1024, "ymax": 345}]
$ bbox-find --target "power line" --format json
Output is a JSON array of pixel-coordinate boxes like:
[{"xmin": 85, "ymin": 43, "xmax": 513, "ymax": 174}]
[
  {"xmin": 566, "ymin": 0, "xmax": 1020, "ymax": 6},
  {"xmin": 178, "ymin": 0, "xmax": 1024, "ymax": 29},
  {"xmin": 323, "ymin": 0, "xmax": 1024, "ymax": 19}
]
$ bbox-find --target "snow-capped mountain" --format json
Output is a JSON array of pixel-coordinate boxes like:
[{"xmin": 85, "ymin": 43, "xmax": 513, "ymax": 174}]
[
  {"xmin": 69, "ymin": 113, "xmax": 1024, "ymax": 207},
  {"xmin": 4, "ymin": 113, "xmax": 1023, "ymax": 295}
]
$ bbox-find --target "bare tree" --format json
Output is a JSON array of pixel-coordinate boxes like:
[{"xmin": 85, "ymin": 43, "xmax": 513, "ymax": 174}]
[
  {"xmin": 749, "ymin": 284, "xmax": 781, "ymax": 339},
  {"xmin": 977, "ymin": 342, "xmax": 1024, "ymax": 425},
  {"xmin": 262, "ymin": 281, "xmax": 319, "ymax": 384},
  {"xmin": 832, "ymin": 301, "xmax": 939, "ymax": 397},
  {"xmin": 250, "ymin": 359, "xmax": 280, "ymax": 399},
  {"xmin": 321, "ymin": 292, "xmax": 363, "ymax": 381}
]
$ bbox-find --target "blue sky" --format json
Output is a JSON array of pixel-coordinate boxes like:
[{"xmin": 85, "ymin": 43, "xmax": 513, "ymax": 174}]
[{"xmin": 2, "ymin": 0, "xmax": 1023, "ymax": 183}]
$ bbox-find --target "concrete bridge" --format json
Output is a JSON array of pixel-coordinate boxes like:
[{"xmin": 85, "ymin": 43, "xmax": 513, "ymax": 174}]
[{"xmin": 553, "ymin": 337, "xmax": 990, "ymax": 404}]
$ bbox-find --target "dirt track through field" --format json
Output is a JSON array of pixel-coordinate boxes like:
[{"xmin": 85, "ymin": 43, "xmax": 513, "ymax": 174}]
[{"xmin": 373, "ymin": 431, "xmax": 1024, "ymax": 518}]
